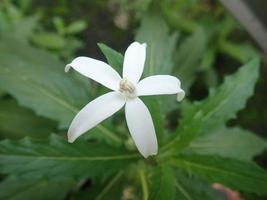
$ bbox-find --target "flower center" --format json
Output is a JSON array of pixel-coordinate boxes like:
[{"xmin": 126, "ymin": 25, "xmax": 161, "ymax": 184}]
[{"xmin": 119, "ymin": 78, "xmax": 136, "ymax": 98}]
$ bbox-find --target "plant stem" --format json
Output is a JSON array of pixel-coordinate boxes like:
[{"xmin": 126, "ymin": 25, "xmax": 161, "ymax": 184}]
[{"xmin": 139, "ymin": 168, "xmax": 149, "ymax": 200}]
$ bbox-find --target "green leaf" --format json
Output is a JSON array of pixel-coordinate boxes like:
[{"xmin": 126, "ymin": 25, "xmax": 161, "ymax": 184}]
[
  {"xmin": 187, "ymin": 127, "xmax": 267, "ymax": 161},
  {"xmin": 86, "ymin": 171, "xmax": 126, "ymax": 200},
  {"xmin": 162, "ymin": 59, "xmax": 260, "ymax": 153},
  {"xmin": 65, "ymin": 20, "xmax": 87, "ymax": 35},
  {"xmin": 0, "ymin": 135, "xmax": 139, "ymax": 179},
  {"xmin": 172, "ymin": 155, "xmax": 267, "ymax": 195},
  {"xmin": 13, "ymin": 15, "xmax": 39, "ymax": 41},
  {"xmin": 135, "ymin": 12, "xmax": 178, "ymax": 76},
  {"xmin": 0, "ymin": 176, "xmax": 75, "ymax": 200},
  {"xmin": 219, "ymin": 40, "xmax": 259, "ymax": 63},
  {"xmin": 0, "ymin": 36, "xmax": 89, "ymax": 128},
  {"xmin": 97, "ymin": 43, "xmax": 124, "ymax": 74},
  {"xmin": 148, "ymin": 165, "xmax": 176, "ymax": 200},
  {"xmin": 174, "ymin": 28, "xmax": 207, "ymax": 90},
  {"xmin": 175, "ymin": 171, "xmax": 222, "ymax": 200},
  {"xmin": 0, "ymin": 37, "xmax": 123, "ymax": 145},
  {"xmin": 31, "ymin": 32, "xmax": 66, "ymax": 49},
  {"xmin": 0, "ymin": 99, "xmax": 56, "ymax": 139}
]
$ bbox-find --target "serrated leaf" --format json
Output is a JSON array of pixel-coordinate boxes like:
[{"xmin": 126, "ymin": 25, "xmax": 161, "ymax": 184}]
[
  {"xmin": 0, "ymin": 176, "xmax": 75, "ymax": 200},
  {"xmin": 0, "ymin": 36, "xmax": 87, "ymax": 128},
  {"xmin": 187, "ymin": 127, "xmax": 267, "ymax": 161},
  {"xmin": 175, "ymin": 171, "xmax": 222, "ymax": 200},
  {"xmin": 98, "ymin": 43, "xmax": 123, "ymax": 74},
  {"xmin": 162, "ymin": 59, "xmax": 260, "ymax": 153},
  {"xmin": 135, "ymin": 12, "xmax": 178, "ymax": 76},
  {"xmin": 0, "ymin": 99, "xmax": 56, "ymax": 139},
  {"xmin": 0, "ymin": 36, "xmax": 123, "ymax": 145},
  {"xmin": 0, "ymin": 135, "xmax": 139, "ymax": 179},
  {"xmin": 148, "ymin": 165, "xmax": 176, "ymax": 200},
  {"xmin": 174, "ymin": 28, "xmax": 207, "ymax": 90},
  {"xmin": 172, "ymin": 155, "xmax": 267, "ymax": 195}
]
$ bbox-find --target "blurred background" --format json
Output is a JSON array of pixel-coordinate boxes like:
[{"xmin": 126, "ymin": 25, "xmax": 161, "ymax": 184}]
[{"xmin": 0, "ymin": 0, "xmax": 267, "ymax": 199}]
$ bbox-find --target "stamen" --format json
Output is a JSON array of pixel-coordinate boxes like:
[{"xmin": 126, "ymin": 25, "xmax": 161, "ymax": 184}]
[{"xmin": 119, "ymin": 79, "xmax": 136, "ymax": 98}]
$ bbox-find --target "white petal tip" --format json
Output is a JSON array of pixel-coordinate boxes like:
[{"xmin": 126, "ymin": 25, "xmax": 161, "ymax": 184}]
[
  {"xmin": 177, "ymin": 90, "xmax": 185, "ymax": 102},
  {"xmin": 65, "ymin": 64, "xmax": 72, "ymax": 73},
  {"xmin": 67, "ymin": 132, "xmax": 76, "ymax": 143},
  {"xmin": 68, "ymin": 138, "xmax": 75, "ymax": 143}
]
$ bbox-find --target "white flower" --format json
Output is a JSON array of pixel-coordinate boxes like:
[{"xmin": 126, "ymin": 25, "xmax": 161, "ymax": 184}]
[{"xmin": 65, "ymin": 42, "xmax": 185, "ymax": 158}]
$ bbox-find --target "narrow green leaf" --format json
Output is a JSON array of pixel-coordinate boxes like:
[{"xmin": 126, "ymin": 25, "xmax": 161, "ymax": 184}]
[
  {"xmin": 163, "ymin": 59, "xmax": 260, "ymax": 153},
  {"xmin": 135, "ymin": 12, "xmax": 178, "ymax": 76},
  {"xmin": 148, "ymin": 165, "xmax": 176, "ymax": 200},
  {"xmin": 0, "ymin": 176, "xmax": 75, "ymax": 200},
  {"xmin": 97, "ymin": 43, "xmax": 123, "ymax": 74},
  {"xmin": 174, "ymin": 28, "xmax": 207, "ymax": 90},
  {"xmin": 172, "ymin": 155, "xmax": 267, "ymax": 195},
  {"xmin": 65, "ymin": 20, "xmax": 87, "ymax": 35},
  {"xmin": 0, "ymin": 135, "xmax": 139, "ymax": 179},
  {"xmin": 219, "ymin": 40, "xmax": 259, "ymax": 63},
  {"xmin": 187, "ymin": 127, "xmax": 267, "ymax": 161},
  {"xmin": 31, "ymin": 32, "xmax": 66, "ymax": 49},
  {"xmin": 0, "ymin": 99, "xmax": 56, "ymax": 139}
]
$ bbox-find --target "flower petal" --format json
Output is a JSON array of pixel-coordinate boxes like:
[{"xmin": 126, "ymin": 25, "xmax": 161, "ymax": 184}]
[
  {"xmin": 68, "ymin": 92, "xmax": 125, "ymax": 142},
  {"xmin": 122, "ymin": 42, "xmax": 146, "ymax": 84},
  {"xmin": 66, "ymin": 57, "xmax": 122, "ymax": 91},
  {"xmin": 137, "ymin": 75, "xmax": 185, "ymax": 101},
  {"xmin": 125, "ymin": 98, "xmax": 158, "ymax": 158}
]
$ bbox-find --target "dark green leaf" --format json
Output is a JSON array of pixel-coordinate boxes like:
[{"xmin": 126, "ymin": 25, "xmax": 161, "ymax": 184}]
[
  {"xmin": 0, "ymin": 99, "xmax": 56, "ymax": 139},
  {"xmin": 86, "ymin": 171, "xmax": 126, "ymax": 200},
  {"xmin": 0, "ymin": 135, "xmax": 139, "ymax": 179},
  {"xmin": 148, "ymin": 165, "xmax": 176, "ymax": 200},
  {"xmin": 174, "ymin": 28, "xmax": 207, "ymax": 90},
  {"xmin": 135, "ymin": 12, "xmax": 178, "ymax": 76},
  {"xmin": 187, "ymin": 127, "xmax": 267, "ymax": 161},
  {"xmin": 98, "ymin": 43, "xmax": 124, "ymax": 74},
  {"xmin": 172, "ymin": 155, "xmax": 267, "ymax": 194},
  {"xmin": 0, "ymin": 176, "xmax": 75, "ymax": 200},
  {"xmin": 175, "ymin": 171, "xmax": 222, "ymax": 200},
  {"xmin": 162, "ymin": 59, "xmax": 260, "ymax": 153}
]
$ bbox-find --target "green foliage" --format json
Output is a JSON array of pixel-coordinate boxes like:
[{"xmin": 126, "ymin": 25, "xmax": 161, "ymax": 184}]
[
  {"xmin": 174, "ymin": 28, "xmax": 207, "ymax": 90},
  {"xmin": 0, "ymin": 36, "xmax": 89, "ymax": 128},
  {"xmin": 98, "ymin": 43, "xmax": 124, "ymax": 73},
  {"xmin": 175, "ymin": 171, "xmax": 222, "ymax": 200},
  {"xmin": 172, "ymin": 155, "xmax": 267, "ymax": 194},
  {"xmin": 135, "ymin": 11, "xmax": 178, "ymax": 76},
  {"xmin": 0, "ymin": 134, "xmax": 138, "ymax": 179},
  {"xmin": 148, "ymin": 165, "xmax": 176, "ymax": 200},
  {"xmin": 0, "ymin": 176, "xmax": 75, "ymax": 200},
  {"xmin": 163, "ymin": 59, "xmax": 260, "ymax": 153},
  {"xmin": 0, "ymin": 99, "xmax": 56, "ymax": 139},
  {"xmin": 31, "ymin": 32, "xmax": 66, "ymax": 50},
  {"xmin": 187, "ymin": 127, "xmax": 267, "ymax": 161}
]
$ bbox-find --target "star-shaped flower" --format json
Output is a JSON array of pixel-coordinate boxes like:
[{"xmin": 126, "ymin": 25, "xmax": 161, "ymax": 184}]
[{"xmin": 65, "ymin": 42, "xmax": 185, "ymax": 158}]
